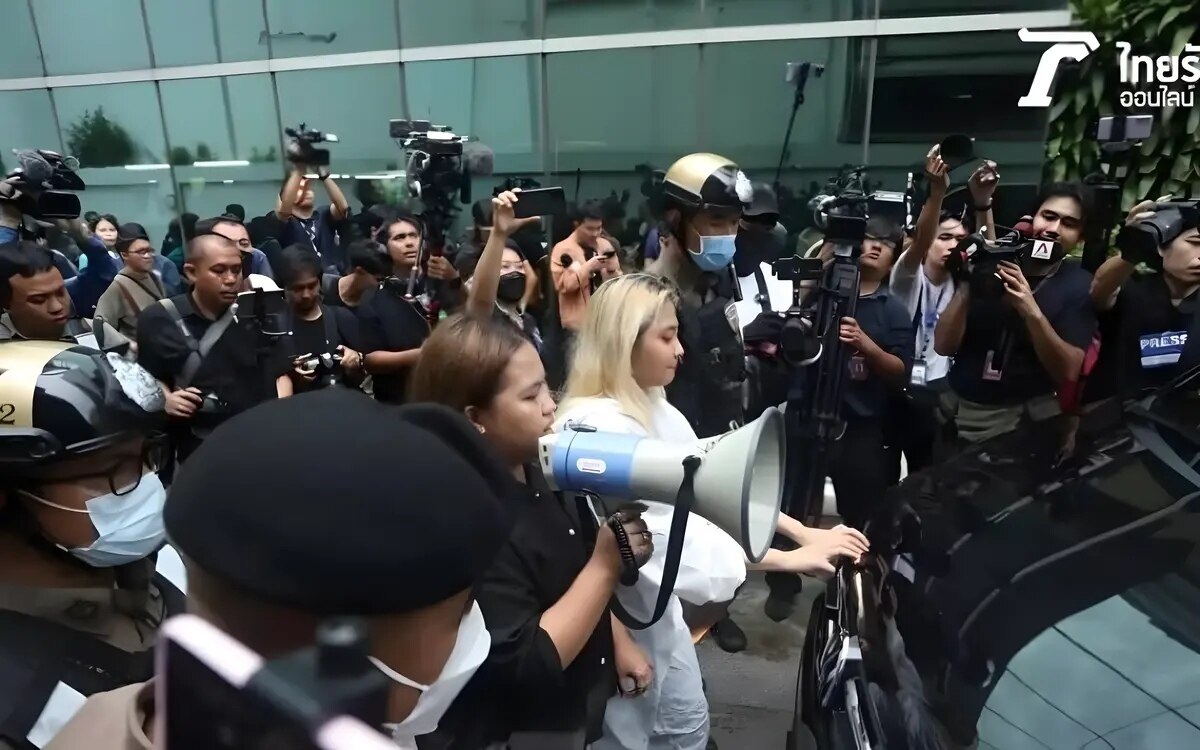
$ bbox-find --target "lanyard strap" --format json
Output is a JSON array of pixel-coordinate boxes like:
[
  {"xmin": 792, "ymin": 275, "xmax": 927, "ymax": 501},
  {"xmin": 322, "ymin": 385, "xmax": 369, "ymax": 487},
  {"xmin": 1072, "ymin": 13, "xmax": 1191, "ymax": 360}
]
[{"xmin": 914, "ymin": 276, "xmax": 949, "ymax": 360}]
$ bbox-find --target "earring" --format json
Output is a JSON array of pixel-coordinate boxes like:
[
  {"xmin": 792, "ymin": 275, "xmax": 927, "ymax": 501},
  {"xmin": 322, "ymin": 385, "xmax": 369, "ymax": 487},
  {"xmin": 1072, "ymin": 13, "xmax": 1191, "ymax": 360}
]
[{"xmin": 477, "ymin": 425, "xmax": 486, "ymax": 434}]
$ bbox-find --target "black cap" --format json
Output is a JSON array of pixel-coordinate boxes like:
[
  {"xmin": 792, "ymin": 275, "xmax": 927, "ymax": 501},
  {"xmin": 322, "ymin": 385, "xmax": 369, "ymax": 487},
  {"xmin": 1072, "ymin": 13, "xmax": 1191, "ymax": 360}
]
[
  {"xmin": 114, "ymin": 222, "xmax": 150, "ymax": 252},
  {"xmin": 164, "ymin": 390, "xmax": 514, "ymax": 616},
  {"xmin": 744, "ymin": 182, "xmax": 779, "ymax": 219}
]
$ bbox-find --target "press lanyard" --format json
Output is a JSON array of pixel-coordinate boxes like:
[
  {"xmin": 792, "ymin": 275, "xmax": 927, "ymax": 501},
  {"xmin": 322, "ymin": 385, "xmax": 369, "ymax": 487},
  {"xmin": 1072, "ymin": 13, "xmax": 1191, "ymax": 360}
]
[{"xmin": 914, "ymin": 276, "xmax": 948, "ymax": 361}]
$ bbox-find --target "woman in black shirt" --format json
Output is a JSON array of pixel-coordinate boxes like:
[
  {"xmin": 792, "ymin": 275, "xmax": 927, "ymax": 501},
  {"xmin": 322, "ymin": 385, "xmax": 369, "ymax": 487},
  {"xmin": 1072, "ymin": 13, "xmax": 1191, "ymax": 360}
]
[{"xmin": 408, "ymin": 311, "xmax": 653, "ymax": 750}]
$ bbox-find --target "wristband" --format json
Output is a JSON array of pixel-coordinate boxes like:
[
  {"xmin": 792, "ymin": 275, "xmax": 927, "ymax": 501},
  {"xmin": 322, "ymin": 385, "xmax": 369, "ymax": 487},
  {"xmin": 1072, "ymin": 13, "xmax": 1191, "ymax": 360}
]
[
  {"xmin": 973, "ymin": 201, "xmax": 993, "ymax": 212},
  {"xmin": 317, "ymin": 168, "xmax": 331, "ymax": 181}
]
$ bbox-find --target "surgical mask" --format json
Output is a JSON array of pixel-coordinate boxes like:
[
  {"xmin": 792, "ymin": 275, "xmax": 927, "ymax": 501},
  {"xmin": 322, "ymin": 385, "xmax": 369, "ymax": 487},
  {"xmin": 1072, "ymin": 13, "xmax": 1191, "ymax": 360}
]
[
  {"xmin": 689, "ymin": 232, "xmax": 737, "ymax": 272},
  {"xmin": 372, "ymin": 601, "xmax": 490, "ymax": 745},
  {"xmin": 497, "ymin": 272, "xmax": 526, "ymax": 304},
  {"xmin": 20, "ymin": 473, "xmax": 167, "ymax": 568}
]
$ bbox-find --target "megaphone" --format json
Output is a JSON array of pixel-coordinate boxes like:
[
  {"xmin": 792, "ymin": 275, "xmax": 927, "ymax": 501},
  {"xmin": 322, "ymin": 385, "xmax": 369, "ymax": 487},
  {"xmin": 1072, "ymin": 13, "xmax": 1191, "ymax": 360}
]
[{"xmin": 538, "ymin": 407, "xmax": 785, "ymax": 563}]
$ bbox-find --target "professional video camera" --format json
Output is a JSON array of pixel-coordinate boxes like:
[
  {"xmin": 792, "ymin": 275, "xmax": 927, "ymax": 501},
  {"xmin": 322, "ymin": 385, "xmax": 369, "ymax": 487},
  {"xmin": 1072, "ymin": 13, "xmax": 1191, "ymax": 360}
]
[
  {"xmin": 389, "ymin": 119, "xmax": 493, "ymax": 325},
  {"xmin": 1116, "ymin": 199, "xmax": 1200, "ymax": 262},
  {"xmin": 0, "ymin": 148, "xmax": 86, "ymax": 220},
  {"xmin": 285, "ymin": 123, "xmax": 339, "ymax": 167},
  {"xmin": 945, "ymin": 229, "xmax": 1064, "ymax": 299}
]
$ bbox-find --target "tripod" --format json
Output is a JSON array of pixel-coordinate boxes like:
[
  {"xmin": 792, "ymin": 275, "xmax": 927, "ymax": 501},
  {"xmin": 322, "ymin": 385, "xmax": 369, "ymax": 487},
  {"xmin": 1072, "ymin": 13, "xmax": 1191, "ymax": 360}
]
[{"xmin": 773, "ymin": 62, "xmax": 825, "ymax": 192}]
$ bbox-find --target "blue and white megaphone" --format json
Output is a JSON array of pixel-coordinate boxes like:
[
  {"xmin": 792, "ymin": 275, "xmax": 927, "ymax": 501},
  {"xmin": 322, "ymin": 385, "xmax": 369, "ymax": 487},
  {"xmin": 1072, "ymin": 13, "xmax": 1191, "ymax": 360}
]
[{"xmin": 538, "ymin": 407, "xmax": 785, "ymax": 562}]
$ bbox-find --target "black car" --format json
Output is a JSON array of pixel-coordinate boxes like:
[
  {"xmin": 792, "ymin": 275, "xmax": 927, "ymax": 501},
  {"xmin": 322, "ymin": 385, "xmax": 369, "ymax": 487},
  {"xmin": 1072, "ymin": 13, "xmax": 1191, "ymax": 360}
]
[{"xmin": 794, "ymin": 377, "xmax": 1200, "ymax": 750}]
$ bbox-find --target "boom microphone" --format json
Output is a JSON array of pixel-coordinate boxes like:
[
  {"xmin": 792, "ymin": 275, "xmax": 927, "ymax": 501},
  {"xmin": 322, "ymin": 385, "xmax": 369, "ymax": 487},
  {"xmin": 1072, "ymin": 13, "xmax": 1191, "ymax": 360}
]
[{"xmin": 463, "ymin": 142, "xmax": 494, "ymax": 177}]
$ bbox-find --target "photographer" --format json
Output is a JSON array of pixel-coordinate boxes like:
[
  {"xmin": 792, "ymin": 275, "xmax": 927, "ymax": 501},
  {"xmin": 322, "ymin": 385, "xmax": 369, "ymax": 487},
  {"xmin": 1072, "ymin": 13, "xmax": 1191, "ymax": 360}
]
[
  {"xmin": 276, "ymin": 165, "xmax": 351, "ymax": 269},
  {"xmin": 46, "ymin": 391, "xmax": 515, "ymax": 750},
  {"xmin": 135, "ymin": 233, "xmax": 289, "ymax": 464},
  {"xmin": 551, "ymin": 200, "xmax": 623, "ymax": 334},
  {"xmin": 357, "ymin": 215, "xmax": 435, "ymax": 404},
  {"xmin": 276, "ymin": 244, "xmax": 364, "ymax": 394},
  {"xmin": 886, "ymin": 145, "xmax": 969, "ymax": 474},
  {"xmin": 1089, "ymin": 198, "xmax": 1200, "ymax": 393},
  {"xmin": 935, "ymin": 182, "xmax": 1097, "ymax": 443},
  {"xmin": 322, "ymin": 239, "xmax": 390, "ymax": 309}
]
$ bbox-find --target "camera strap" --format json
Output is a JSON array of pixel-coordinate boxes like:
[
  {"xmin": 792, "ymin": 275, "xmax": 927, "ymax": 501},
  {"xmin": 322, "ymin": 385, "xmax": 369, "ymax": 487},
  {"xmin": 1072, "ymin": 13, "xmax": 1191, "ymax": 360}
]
[
  {"xmin": 753, "ymin": 266, "xmax": 772, "ymax": 314},
  {"xmin": 160, "ymin": 298, "xmax": 236, "ymax": 389}
]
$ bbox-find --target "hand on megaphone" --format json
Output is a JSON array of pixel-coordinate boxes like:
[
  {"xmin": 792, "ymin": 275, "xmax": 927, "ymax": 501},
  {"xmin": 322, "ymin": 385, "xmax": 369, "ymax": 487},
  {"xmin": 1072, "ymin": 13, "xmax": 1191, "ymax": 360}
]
[{"xmin": 596, "ymin": 506, "xmax": 654, "ymax": 577}]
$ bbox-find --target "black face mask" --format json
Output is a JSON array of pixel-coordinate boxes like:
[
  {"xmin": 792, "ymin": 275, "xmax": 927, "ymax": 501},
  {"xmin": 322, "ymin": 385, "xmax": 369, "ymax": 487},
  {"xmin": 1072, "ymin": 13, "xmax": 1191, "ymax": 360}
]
[{"xmin": 497, "ymin": 272, "xmax": 526, "ymax": 304}]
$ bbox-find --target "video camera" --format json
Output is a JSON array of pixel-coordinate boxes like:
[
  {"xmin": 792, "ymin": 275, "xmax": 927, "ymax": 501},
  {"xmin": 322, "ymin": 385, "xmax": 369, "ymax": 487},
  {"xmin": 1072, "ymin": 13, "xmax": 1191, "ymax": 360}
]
[
  {"xmin": 809, "ymin": 166, "xmax": 909, "ymax": 252},
  {"xmin": 946, "ymin": 230, "xmax": 1064, "ymax": 299},
  {"xmin": 1116, "ymin": 199, "xmax": 1200, "ymax": 262},
  {"xmin": 285, "ymin": 123, "xmax": 339, "ymax": 167},
  {"xmin": 0, "ymin": 149, "xmax": 86, "ymax": 220}
]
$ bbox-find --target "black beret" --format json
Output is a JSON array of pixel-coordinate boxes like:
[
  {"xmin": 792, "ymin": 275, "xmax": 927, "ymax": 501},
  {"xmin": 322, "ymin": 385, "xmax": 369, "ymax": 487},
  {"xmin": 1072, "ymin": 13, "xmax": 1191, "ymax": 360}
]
[{"xmin": 165, "ymin": 389, "xmax": 514, "ymax": 616}]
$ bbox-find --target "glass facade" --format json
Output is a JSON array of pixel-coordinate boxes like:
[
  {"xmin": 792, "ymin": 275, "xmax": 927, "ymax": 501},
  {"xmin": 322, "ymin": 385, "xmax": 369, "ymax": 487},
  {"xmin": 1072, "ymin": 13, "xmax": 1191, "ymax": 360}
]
[{"xmin": 0, "ymin": 0, "xmax": 1068, "ymax": 246}]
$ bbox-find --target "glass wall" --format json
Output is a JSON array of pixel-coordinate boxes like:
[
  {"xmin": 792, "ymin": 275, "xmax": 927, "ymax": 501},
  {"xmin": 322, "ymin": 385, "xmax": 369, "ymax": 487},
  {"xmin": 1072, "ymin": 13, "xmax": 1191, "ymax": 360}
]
[{"xmin": 0, "ymin": 0, "xmax": 1067, "ymax": 249}]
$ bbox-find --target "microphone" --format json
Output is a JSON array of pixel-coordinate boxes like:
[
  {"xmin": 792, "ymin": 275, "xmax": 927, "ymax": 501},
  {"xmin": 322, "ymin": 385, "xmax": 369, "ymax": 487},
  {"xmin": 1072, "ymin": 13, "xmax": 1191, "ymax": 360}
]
[{"xmin": 463, "ymin": 142, "xmax": 494, "ymax": 177}]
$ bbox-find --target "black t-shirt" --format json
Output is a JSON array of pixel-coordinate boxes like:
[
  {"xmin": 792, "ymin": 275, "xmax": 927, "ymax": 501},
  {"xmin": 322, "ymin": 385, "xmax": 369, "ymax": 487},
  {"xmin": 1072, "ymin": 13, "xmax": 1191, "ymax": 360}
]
[
  {"xmin": 949, "ymin": 261, "xmax": 1097, "ymax": 406},
  {"xmin": 357, "ymin": 287, "xmax": 430, "ymax": 404},
  {"xmin": 285, "ymin": 306, "xmax": 362, "ymax": 394},
  {"xmin": 841, "ymin": 288, "xmax": 914, "ymax": 419},
  {"xmin": 1112, "ymin": 274, "xmax": 1198, "ymax": 395},
  {"xmin": 136, "ymin": 293, "xmax": 289, "ymax": 458},
  {"xmin": 424, "ymin": 469, "xmax": 614, "ymax": 748}
]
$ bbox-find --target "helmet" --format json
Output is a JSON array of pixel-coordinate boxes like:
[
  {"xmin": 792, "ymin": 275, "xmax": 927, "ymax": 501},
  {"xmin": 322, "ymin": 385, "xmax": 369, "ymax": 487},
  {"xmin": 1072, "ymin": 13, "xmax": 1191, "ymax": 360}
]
[
  {"xmin": 661, "ymin": 153, "xmax": 753, "ymax": 216},
  {"xmin": 0, "ymin": 340, "xmax": 165, "ymax": 467}
]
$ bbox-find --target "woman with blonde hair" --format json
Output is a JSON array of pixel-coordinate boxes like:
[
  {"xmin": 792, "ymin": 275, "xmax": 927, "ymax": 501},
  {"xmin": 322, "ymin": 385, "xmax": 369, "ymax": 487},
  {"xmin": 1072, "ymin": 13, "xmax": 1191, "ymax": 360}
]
[{"xmin": 557, "ymin": 273, "xmax": 869, "ymax": 750}]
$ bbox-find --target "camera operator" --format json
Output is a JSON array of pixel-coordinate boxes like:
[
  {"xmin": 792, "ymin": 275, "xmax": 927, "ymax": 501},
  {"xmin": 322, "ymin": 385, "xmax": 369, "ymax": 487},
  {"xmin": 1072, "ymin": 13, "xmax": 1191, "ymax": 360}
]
[
  {"xmin": 276, "ymin": 165, "xmax": 351, "ymax": 270},
  {"xmin": 551, "ymin": 200, "xmax": 623, "ymax": 335},
  {"xmin": 0, "ymin": 339, "xmax": 179, "ymax": 749},
  {"xmin": 886, "ymin": 145, "xmax": 970, "ymax": 475},
  {"xmin": 322, "ymin": 239, "xmax": 390, "ymax": 309},
  {"xmin": 1089, "ymin": 198, "xmax": 1200, "ymax": 393},
  {"xmin": 46, "ymin": 390, "xmax": 515, "ymax": 750},
  {"xmin": 195, "ymin": 215, "xmax": 275, "ymax": 281},
  {"xmin": 135, "ymin": 233, "xmax": 289, "ymax": 464},
  {"xmin": 357, "ymin": 214, "xmax": 435, "ymax": 404},
  {"xmin": 935, "ymin": 181, "xmax": 1097, "ymax": 444},
  {"xmin": 276, "ymin": 244, "xmax": 364, "ymax": 395}
]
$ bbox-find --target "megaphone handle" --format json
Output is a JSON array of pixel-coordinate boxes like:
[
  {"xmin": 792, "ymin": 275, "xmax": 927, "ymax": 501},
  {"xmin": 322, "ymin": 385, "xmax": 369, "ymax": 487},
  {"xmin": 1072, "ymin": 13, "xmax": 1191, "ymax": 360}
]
[{"xmin": 610, "ymin": 455, "xmax": 701, "ymax": 631}]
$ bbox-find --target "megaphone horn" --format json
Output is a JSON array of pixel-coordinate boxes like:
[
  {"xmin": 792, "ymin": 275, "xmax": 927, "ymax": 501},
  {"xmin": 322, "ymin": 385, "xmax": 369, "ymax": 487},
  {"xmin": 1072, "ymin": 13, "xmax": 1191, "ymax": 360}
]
[{"xmin": 538, "ymin": 407, "xmax": 785, "ymax": 563}]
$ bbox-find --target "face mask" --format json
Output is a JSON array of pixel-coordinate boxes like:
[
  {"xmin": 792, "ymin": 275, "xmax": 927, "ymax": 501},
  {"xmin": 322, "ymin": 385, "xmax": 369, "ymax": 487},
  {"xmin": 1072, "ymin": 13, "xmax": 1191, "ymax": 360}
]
[
  {"xmin": 688, "ymin": 231, "xmax": 737, "ymax": 272},
  {"xmin": 20, "ymin": 473, "xmax": 167, "ymax": 568},
  {"xmin": 372, "ymin": 601, "xmax": 490, "ymax": 744},
  {"xmin": 496, "ymin": 272, "xmax": 526, "ymax": 304}
]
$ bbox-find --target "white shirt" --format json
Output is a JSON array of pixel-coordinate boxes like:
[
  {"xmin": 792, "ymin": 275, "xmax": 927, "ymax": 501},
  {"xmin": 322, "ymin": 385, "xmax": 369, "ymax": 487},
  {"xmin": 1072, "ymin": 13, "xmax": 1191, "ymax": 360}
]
[
  {"xmin": 554, "ymin": 396, "xmax": 745, "ymax": 747},
  {"xmin": 889, "ymin": 250, "xmax": 954, "ymax": 383}
]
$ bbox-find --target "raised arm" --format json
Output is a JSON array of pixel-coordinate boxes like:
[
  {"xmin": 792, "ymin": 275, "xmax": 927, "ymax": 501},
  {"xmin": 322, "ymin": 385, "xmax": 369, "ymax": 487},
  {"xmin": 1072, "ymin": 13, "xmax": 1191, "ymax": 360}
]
[
  {"xmin": 315, "ymin": 167, "xmax": 350, "ymax": 222},
  {"xmin": 1091, "ymin": 200, "xmax": 1157, "ymax": 310},
  {"xmin": 466, "ymin": 190, "xmax": 521, "ymax": 317}
]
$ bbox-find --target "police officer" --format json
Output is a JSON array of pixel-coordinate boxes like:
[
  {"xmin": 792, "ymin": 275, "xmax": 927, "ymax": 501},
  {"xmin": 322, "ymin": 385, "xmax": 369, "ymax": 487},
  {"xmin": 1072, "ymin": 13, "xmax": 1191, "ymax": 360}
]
[
  {"xmin": 646, "ymin": 153, "xmax": 752, "ymax": 655},
  {"xmin": 1090, "ymin": 198, "xmax": 1200, "ymax": 394},
  {"xmin": 0, "ymin": 338, "xmax": 177, "ymax": 749},
  {"xmin": 646, "ymin": 152, "xmax": 751, "ymax": 438}
]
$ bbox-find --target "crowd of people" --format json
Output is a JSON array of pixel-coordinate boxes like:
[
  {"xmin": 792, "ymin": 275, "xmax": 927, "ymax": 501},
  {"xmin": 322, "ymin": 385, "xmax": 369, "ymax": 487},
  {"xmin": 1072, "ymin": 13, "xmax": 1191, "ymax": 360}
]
[{"xmin": 0, "ymin": 137, "xmax": 1197, "ymax": 749}]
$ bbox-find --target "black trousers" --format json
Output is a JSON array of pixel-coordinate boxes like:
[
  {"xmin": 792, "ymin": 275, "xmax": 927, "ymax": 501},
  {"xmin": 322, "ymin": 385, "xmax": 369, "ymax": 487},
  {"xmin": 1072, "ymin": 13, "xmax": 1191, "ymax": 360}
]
[
  {"xmin": 828, "ymin": 418, "xmax": 890, "ymax": 531},
  {"xmin": 884, "ymin": 396, "xmax": 938, "ymax": 486}
]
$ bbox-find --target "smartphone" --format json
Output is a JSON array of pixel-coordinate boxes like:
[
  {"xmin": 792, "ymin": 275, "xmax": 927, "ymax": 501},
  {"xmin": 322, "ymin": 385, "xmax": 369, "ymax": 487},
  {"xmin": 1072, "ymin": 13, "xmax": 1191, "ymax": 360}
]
[
  {"xmin": 513, "ymin": 187, "xmax": 567, "ymax": 219},
  {"xmin": 1096, "ymin": 115, "xmax": 1153, "ymax": 142},
  {"xmin": 156, "ymin": 615, "xmax": 395, "ymax": 750},
  {"xmin": 233, "ymin": 289, "xmax": 288, "ymax": 334}
]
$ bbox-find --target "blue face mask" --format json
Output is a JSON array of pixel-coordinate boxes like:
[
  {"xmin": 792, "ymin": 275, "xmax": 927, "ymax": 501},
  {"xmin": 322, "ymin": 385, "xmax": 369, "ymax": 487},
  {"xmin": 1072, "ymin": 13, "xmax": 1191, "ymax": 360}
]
[
  {"xmin": 22, "ymin": 473, "xmax": 167, "ymax": 568},
  {"xmin": 689, "ymin": 233, "xmax": 738, "ymax": 271}
]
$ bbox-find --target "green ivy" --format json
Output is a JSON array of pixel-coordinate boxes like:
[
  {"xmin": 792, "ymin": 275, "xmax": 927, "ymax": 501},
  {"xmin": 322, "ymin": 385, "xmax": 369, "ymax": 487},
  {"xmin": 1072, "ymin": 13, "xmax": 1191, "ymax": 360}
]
[
  {"xmin": 1044, "ymin": 0, "xmax": 1200, "ymax": 216},
  {"xmin": 249, "ymin": 146, "xmax": 278, "ymax": 163},
  {"xmin": 169, "ymin": 146, "xmax": 194, "ymax": 166},
  {"xmin": 65, "ymin": 108, "xmax": 137, "ymax": 168}
]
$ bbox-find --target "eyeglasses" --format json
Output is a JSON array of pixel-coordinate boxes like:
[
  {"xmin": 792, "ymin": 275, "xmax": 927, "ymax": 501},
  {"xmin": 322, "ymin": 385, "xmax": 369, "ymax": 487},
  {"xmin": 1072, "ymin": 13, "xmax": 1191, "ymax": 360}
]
[
  {"xmin": 23, "ymin": 438, "xmax": 168, "ymax": 498},
  {"xmin": 123, "ymin": 248, "xmax": 154, "ymax": 257}
]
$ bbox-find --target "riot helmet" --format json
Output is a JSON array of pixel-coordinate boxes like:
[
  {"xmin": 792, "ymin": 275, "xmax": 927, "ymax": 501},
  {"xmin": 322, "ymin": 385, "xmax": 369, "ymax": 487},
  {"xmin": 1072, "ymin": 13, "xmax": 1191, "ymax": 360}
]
[{"xmin": 660, "ymin": 153, "xmax": 752, "ymax": 272}]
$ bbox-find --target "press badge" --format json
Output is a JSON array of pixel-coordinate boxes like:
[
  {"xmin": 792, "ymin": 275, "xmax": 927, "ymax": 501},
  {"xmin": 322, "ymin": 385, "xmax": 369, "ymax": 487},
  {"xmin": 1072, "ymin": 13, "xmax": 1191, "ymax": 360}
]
[
  {"xmin": 1141, "ymin": 330, "xmax": 1187, "ymax": 369},
  {"xmin": 911, "ymin": 360, "xmax": 927, "ymax": 386}
]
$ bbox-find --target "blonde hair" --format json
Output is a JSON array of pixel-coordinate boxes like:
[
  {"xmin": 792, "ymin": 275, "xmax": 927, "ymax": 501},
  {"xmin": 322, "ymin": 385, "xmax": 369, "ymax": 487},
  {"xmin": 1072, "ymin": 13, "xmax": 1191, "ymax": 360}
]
[{"xmin": 561, "ymin": 273, "xmax": 680, "ymax": 429}]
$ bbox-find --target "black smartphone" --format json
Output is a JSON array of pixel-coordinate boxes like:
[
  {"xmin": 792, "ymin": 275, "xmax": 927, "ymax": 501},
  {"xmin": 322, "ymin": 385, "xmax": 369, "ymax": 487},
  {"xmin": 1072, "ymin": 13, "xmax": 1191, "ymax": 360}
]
[{"xmin": 513, "ymin": 187, "xmax": 567, "ymax": 219}]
